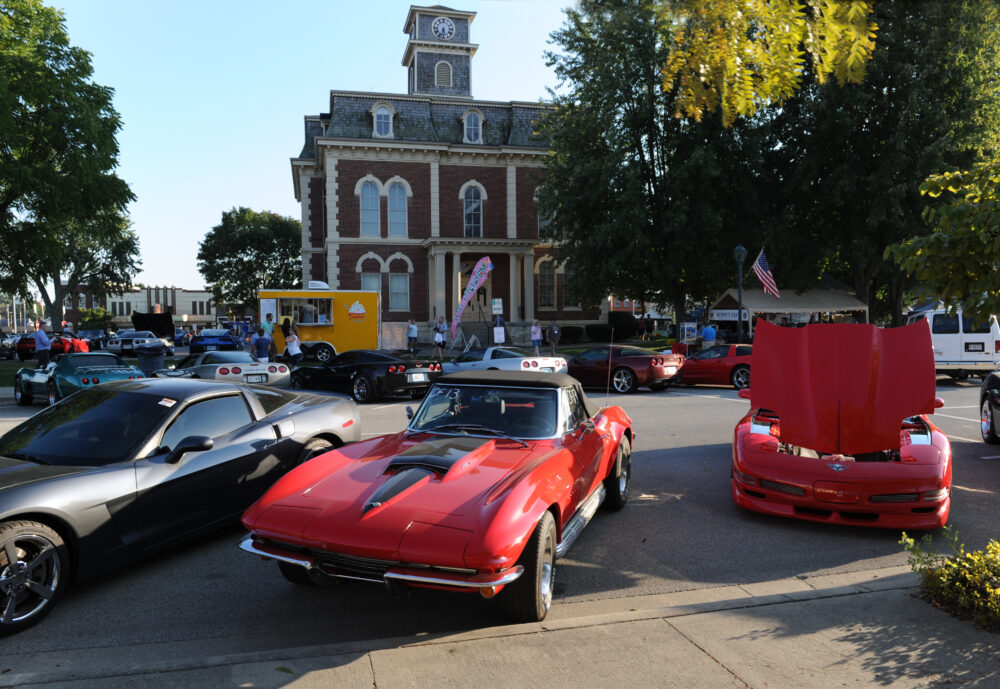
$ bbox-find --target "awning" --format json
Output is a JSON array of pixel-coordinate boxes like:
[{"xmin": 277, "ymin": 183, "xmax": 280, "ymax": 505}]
[{"xmin": 709, "ymin": 288, "xmax": 868, "ymax": 334}]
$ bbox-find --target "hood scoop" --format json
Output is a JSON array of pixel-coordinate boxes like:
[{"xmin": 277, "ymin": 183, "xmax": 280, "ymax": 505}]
[{"xmin": 362, "ymin": 468, "xmax": 433, "ymax": 515}]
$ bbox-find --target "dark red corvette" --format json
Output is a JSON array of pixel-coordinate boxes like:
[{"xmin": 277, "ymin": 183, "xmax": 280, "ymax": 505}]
[
  {"xmin": 567, "ymin": 345, "xmax": 684, "ymax": 393},
  {"xmin": 675, "ymin": 344, "xmax": 752, "ymax": 389},
  {"xmin": 731, "ymin": 321, "xmax": 951, "ymax": 530},
  {"xmin": 240, "ymin": 371, "xmax": 634, "ymax": 622}
]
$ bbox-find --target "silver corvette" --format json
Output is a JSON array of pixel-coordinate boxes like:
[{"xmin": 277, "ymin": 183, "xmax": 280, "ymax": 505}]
[{"xmin": 154, "ymin": 351, "xmax": 291, "ymax": 387}]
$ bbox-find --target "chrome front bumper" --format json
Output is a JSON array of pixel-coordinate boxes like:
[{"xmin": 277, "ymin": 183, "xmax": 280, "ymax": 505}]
[{"xmin": 239, "ymin": 535, "xmax": 523, "ymax": 589}]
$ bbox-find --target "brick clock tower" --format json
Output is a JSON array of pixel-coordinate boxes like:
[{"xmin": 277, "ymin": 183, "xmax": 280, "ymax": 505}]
[{"xmin": 291, "ymin": 5, "xmax": 601, "ymax": 343}]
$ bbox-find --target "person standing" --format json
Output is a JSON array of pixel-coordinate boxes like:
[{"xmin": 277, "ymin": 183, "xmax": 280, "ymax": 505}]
[
  {"xmin": 261, "ymin": 313, "xmax": 275, "ymax": 336},
  {"xmin": 251, "ymin": 328, "xmax": 272, "ymax": 363},
  {"xmin": 530, "ymin": 319, "xmax": 542, "ymax": 356},
  {"xmin": 285, "ymin": 328, "xmax": 302, "ymax": 367},
  {"xmin": 433, "ymin": 316, "xmax": 447, "ymax": 359},
  {"xmin": 407, "ymin": 319, "xmax": 418, "ymax": 354},
  {"xmin": 34, "ymin": 321, "xmax": 52, "ymax": 368},
  {"xmin": 546, "ymin": 318, "xmax": 561, "ymax": 356},
  {"xmin": 700, "ymin": 322, "xmax": 717, "ymax": 349}
]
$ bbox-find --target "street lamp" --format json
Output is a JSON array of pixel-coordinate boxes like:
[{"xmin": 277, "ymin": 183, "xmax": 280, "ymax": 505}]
[{"xmin": 734, "ymin": 245, "xmax": 747, "ymax": 343}]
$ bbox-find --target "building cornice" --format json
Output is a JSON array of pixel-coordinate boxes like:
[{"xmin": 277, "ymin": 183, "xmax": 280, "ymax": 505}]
[
  {"xmin": 402, "ymin": 41, "xmax": 479, "ymax": 67},
  {"xmin": 327, "ymin": 89, "xmax": 548, "ymax": 111},
  {"xmin": 403, "ymin": 5, "xmax": 476, "ymax": 33},
  {"xmin": 421, "ymin": 237, "xmax": 538, "ymax": 255}
]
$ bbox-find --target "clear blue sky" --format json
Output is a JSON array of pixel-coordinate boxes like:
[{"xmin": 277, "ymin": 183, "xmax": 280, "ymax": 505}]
[{"xmin": 56, "ymin": 0, "xmax": 571, "ymax": 290}]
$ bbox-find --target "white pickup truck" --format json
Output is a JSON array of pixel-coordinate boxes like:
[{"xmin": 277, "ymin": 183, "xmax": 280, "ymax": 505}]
[{"xmin": 906, "ymin": 307, "xmax": 1000, "ymax": 379}]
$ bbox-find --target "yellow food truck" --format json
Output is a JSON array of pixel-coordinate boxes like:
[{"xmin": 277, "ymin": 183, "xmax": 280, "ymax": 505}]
[{"xmin": 258, "ymin": 288, "xmax": 380, "ymax": 362}]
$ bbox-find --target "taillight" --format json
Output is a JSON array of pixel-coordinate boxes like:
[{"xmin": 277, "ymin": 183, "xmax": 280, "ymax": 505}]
[
  {"xmin": 268, "ymin": 365, "xmax": 277, "ymax": 373},
  {"xmin": 219, "ymin": 367, "xmax": 230, "ymax": 375},
  {"xmin": 231, "ymin": 367, "xmax": 242, "ymax": 374},
  {"xmin": 531, "ymin": 361, "xmax": 538, "ymax": 367},
  {"xmin": 769, "ymin": 423, "xmax": 781, "ymax": 438},
  {"xmin": 995, "ymin": 340, "xmax": 1000, "ymax": 353},
  {"xmin": 278, "ymin": 366, "xmax": 287, "ymax": 373},
  {"xmin": 388, "ymin": 365, "xmax": 397, "ymax": 373},
  {"xmin": 522, "ymin": 361, "xmax": 530, "ymax": 368},
  {"xmin": 81, "ymin": 377, "xmax": 89, "ymax": 384},
  {"xmin": 398, "ymin": 364, "xmax": 407, "ymax": 373},
  {"xmin": 92, "ymin": 377, "xmax": 99, "ymax": 384}
]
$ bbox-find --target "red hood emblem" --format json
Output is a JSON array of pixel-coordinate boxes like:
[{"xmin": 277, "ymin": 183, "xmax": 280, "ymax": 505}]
[{"xmin": 749, "ymin": 321, "xmax": 936, "ymax": 454}]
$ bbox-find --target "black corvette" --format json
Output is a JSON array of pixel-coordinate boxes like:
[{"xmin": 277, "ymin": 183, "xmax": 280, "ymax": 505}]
[
  {"xmin": 0, "ymin": 378, "xmax": 360, "ymax": 634},
  {"xmin": 291, "ymin": 349, "xmax": 443, "ymax": 403}
]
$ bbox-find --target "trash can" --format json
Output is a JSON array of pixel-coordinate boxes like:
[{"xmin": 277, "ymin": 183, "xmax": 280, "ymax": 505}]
[{"xmin": 135, "ymin": 342, "xmax": 166, "ymax": 377}]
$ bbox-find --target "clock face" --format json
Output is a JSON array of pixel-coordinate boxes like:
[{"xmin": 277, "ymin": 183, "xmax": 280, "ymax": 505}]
[{"xmin": 432, "ymin": 16, "xmax": 455, "ymax": 40}]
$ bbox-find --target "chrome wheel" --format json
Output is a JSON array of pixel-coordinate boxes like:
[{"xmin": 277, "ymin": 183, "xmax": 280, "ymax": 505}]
[
  {"xmin": 612, "ymin": 367, "xmax": 636, "ymax": 394},
  {"xmin": 314, "ymin": 345, "xmax": 335, "ymax": 363},
  {"xmin": 982, "ymin": 396, "xmax": 999, "ymax": 444},
  {"xmin": 47, "ymin": 382, "xmax": 58, "ymax": 406},
  {"xmin": 352, "ymin": 376, "xmax": 372, "ymax": 403},
  {"xmin": 0, "ymin": 521, "xmax": 67, "ymax": 634},
  {"xmin": 731, "ymin": 365, "xmax": 751, "ymax": 390},
  {"xmin": 538, "ymin": 525, "xmax": 555, "ymax": 613},
  {"xmin": 13, "ymin": 379, "xmax": 30, "ymax": 406},
  {"xmin": 604, "ymin": 436, "xmax": 631, "ymax": 511}
]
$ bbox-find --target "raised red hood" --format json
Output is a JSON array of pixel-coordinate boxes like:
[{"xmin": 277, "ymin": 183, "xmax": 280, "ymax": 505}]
[{"xmin": 749, "ymin": 321, "xmax": 936, "ymax": 454}]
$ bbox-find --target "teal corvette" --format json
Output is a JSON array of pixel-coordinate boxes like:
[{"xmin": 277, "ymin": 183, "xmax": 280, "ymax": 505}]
[{"xmin": 14, "ymin": 352, "xmax": 145, "ymax": 406}]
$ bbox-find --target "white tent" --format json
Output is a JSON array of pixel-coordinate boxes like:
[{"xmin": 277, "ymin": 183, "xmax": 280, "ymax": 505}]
[{"xmin": 709, "ymin": 288, "xmax": 869, "ymax": 335}]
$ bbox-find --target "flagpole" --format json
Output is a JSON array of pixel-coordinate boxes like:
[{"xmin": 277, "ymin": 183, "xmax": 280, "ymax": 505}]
[{"xmin": 734, "ymin": 245, "xmax": 747, "ymax": 343}]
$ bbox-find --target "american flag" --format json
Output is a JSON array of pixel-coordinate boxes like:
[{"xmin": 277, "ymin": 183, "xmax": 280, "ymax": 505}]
[{"xmin": 752, "ymin": 249, "xmax": 781, "ymax": 299}]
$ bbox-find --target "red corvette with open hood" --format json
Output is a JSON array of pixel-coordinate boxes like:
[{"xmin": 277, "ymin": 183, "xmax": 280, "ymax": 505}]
[
  {"xmin": 731, "ymin": 321, "xmax": 950, "ymax": 530},
  {"xmin": 240, "ymin": 371, "xmax": 634, "ymax": 622}
]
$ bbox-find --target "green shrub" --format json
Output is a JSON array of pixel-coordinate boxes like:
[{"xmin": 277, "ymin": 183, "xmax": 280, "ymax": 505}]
[
  {"xmin": 900, "ymin": 526, "xmax": 1000, "ymax": 632},
  {"xmin": 608, "ymin": 312, "xmax": 638, "ymax": 340},
  {"xmin": 561, "ymin": 325, "xmax": 583, "ymax": 343},
  {"xmin": 585, "ymin": 324, "xmax": 613, "ymax": 342}
]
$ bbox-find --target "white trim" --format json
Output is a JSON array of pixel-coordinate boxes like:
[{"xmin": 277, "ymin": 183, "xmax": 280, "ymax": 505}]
[
  {"xmin": 462, "ymin": 108, "xmax": 484, "ymax": 144},
  {"xmin": 354, "ymin": 174, "xmax": 384, "ymax": 196},
  {"xmin": 458, "ymin": 179, "xmax": 488, "ymax": 200},
  {"xmin": 356, "ymin": 251, "xmax": 387, "ymax": 273},
  {"xmin": 385, "ymin": 252, "xmax": 415, "ymax": 273},
  {"xmin": 384, "ymin": 176, "xmax": 414, "ymax": 197},
  {"xmin": 387, "ymin": 181, "xmax": 409, "ymax": 238},
  {"xmin": 370, "ymin": 101, "xmax": 397, "ymax": 139}
]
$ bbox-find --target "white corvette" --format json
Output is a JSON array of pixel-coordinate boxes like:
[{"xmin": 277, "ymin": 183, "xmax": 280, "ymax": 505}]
[
  {"xmin": 153, "ymin": 351, "xmax": 291, "ymax": 387},
  {"xmin": 442, "ymin": 346, "xmax": 568, "ymax": 374}
]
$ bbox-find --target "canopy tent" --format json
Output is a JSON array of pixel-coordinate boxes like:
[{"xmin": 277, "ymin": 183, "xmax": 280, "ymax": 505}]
[{"xmin": 709, "ymin": 288, "xmax": 869, "ymax": 336}]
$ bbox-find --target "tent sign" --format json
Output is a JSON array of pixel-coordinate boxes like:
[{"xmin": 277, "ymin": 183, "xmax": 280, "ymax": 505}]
[{"xmin": 710, "ymin": 309, "xmax": 749, "ymax": 322}]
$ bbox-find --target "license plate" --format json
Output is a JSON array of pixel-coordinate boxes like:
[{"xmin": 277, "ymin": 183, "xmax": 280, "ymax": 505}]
[
  {"xmin": 541, "ymin": 367, "xmax": 554, "ymax": 373},
  {"xmin": 205, "ymin": 346, "xmax": 217, "ymax": 351},
  {"xmin": 665, "ymin": 367, "xmax": 677, "ymax": 374},
  {"xmin": 966, "ymin": 342, "xmax": 985, "ymax": 352},
  {"xmin": 244, "ymin": 374, "xmax": 266, "ymax": 383},
  {"xmin": 408, "ymin": 373, "xmax": 427, "ymax": 382}
]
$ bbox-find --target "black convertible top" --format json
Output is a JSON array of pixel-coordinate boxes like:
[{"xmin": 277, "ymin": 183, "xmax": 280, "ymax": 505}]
[{"xmin": 436, "ymin": 371, "xmax": 600, "ymax": 417}]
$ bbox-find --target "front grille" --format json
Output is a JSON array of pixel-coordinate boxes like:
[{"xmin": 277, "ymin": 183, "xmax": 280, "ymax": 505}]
[
  {"xmin": 870, "ymin": 493, "xmax": 919, "ymax": 503},
  {"xmin": 759, "ymin": 479, "xmax": 806, "ymax": 496},
  {"xmin": 308, "ymin": 549, "xmax": 401, "ymax": 578}
]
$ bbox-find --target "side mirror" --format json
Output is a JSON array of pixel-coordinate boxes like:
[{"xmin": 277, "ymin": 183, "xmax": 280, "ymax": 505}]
[
  {"xmin": 405, "ymin": 405, "xmax": 414, "ymax": 421},
  {"xmin": 166, "ymin": 435, "xmax": 213, "ymax": 464},
  {"xmin": 737, "ymin": 388, "xmax": 752, "ymax": 400},
  {"xmin": 582, "ymin": 419, "xmax": 596, "ymax": 434}
]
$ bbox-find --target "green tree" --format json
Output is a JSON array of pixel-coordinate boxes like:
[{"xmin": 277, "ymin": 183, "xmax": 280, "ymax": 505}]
[
  {"xmin": 197, "ymin": 207, "xmax": 302, "ymax": 312},
  {"xmin": 755, "ymin": 0, "xmax": 1000, "ymax": 323},
  {"xmin": 659, "ymin": 0, "xmax": 877, "ymax": 127},
  {"xmin": 887, "ymin": 159, "xmax": 1000, "ymax": 322},
  {"xmin": 0, "ymin": 0, "xmax": 137, "ymax": 321},
  {"xmin": 77, "ymin": 307, "xmax": 113, "ymax": 330},
  {"xmin": 539, "ymin": 0, "xmax": 765, "ymax": 318}
]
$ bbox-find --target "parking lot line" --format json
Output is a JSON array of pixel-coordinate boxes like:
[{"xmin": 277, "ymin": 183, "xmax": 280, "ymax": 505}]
[{"xmin": 933, "ymin": 412, "xmax": 979, "ymax": 424}]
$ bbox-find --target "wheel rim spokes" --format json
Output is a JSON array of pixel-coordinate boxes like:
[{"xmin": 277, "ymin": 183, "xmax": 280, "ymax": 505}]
[
  {"xmin": 0, "ymin": 535, "xmax": 60, "ymax": 624},
  {"xmin": 540, "ymin": 533, "xmax": 555, "ymax": 610},
  {"xmin": 983, "ymin": 401, "xmax": 992, "ymax": 438},
  {"xmin": 613, "ymin": 372, "xmax": 628, "ymax": 392},
  {"xmin": 619, "ymin": 455, "xmax": 630, "ymax": 494}
]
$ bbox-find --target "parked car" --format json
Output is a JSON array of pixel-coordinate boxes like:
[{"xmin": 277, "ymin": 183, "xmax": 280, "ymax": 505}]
[
  {"xmin": 174, "ymin": 328, "xmax": 193, "ymax": 346},
  {"xmin": 731, "ymin": 321, "xmax": 951, "ymax": 530},
  {"xmin": 105, "ymin": 330, "xmax": 161, "ymax": 356},
  {"xmin": 189, "ymin": 328, "xmax": 242, "ymax": 354},
  {"xmin": 240, "ymin": 370, "xmax": 634, "ymax": 622},
  {"xmin": 567, "ymin": 345, "xmax": 684, "ymax": 393},
  {"xmin": 154, "ymin": 351, "xmax": 291, "ymax": 387},
  {"xmin": 0, "ymin": 377, "xmax": 361, "ymax": 635},
  {"xmin": 14, "ymin": 352, "xmax": 145, "ymax": 406},
  {"xmin": 442, "ymin": 346, "xmax": 568, "ymax": 374},
  {"xmin": 15, "ymin": 333, "xmax": 74, "ymax": 361},
  {"xmin": 76, "ymin": 329, "xmax": 108, "ymax": 351},
  {"xmin": 670, "ymin": 344, "xmax": 752, "ymax": 389},
  {"xmin": 978, "ymin": 372, "xmax": 1000, "ymax": 444},
  {"xmin": 905, "ymin": 306, "xmax": 1000, "ymax": 380},
  {"xmin": 1, "ymin": 333, "xmax": 19, "ymax": 360},
  {"xmin": 291, "ymin": 349, "xmax": 443, "ymax": 403}
]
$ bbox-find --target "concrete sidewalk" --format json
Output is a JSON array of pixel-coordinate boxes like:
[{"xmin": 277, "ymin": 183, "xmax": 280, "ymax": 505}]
[{"xmin": 9, "ymin": 566, "xmax": 1000, "ymax": 688}]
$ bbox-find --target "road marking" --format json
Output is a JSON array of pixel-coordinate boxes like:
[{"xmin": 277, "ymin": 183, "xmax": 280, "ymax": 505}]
[
  {"xmin": 946, "ymin": 405, "xmax": 979, "ymax": 409},
  {"xmin": 980, "ymin": 455, "xmax": 1000, "ymax": 460},
  {"xmin": 670, "ymin": 391, "xmax": 745, "ymax": 403},
  {"xmin": 948, "ymin": 434, "xmax": 981, "ymax": 443},
  {"xmin": 933, "ymin": 413, "xmax": 979, "ymax": 424}
]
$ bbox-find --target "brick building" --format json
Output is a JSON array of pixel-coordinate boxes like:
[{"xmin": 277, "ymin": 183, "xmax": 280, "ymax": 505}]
[
  {"xmin": 62, "ymin": 285, "xmax": 218, "ymax": 331},
  {"xmin": 292, "ymin": 5, "xmax": 602, "ymax": 341}
]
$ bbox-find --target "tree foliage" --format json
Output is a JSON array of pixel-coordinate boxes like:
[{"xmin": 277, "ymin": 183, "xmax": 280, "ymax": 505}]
[
  {"xmin": 659, "ymin": 0, "xmax": 877, "ymax": 126},
  {"xmin": 0, "ymin": 0, "xmax": 137, "ymax": 321},
  {"xmin": 197, "ymin": 207, "xmax": 302, "ymax": 311},
  {"xmin": 77, "ymin": 307, "xmax": 113, "ymax": 330},
  {"xmin": 887, "ymin": 159, "xmax": 1000, "ymax": 322}
]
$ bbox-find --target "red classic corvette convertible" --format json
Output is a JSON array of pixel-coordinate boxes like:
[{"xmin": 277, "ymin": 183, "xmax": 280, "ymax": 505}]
[
  {"xmin": 240, "ymin": 371, "xmax": 634, "ymax": 621},
  {"xmin": 731, "ymin": 321, "xmax": 951, "ymax": 530}
]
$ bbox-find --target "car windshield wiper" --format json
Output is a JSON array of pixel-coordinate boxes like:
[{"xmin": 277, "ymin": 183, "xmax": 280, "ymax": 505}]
[
  {"xmin": 2, "ymin": 452, "xmax": 49, "ymax": 465},
  {"xmin": 420, "ymin": 423, "xmax": 529, "ymax": 448}
]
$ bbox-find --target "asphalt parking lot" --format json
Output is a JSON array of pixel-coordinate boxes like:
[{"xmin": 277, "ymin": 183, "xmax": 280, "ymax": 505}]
[{"xmin": 0, "ymin": 377, "xmax": 996, "ymax": 686}]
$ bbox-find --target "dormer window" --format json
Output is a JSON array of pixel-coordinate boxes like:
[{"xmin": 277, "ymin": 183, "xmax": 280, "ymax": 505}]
[
  {"xmin": 462, "ymin": 110, "xmax": 482, "ymax": 144},
  {"xmin": 371, "ymin": 102, "xmax": 396, "ymax": 138}
]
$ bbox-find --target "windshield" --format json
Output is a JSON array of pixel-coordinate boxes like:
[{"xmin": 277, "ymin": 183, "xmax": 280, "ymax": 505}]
[
  {"xmin": 203, "ymin": 351, "xmax": 257, "ymax": 364},
  {"xmin": 201, "ymin": 329, "xmax": 228, "ymax": 336},
  {"xmin": 0, "ymin": 389, "xmax": 175, "ymax": 466},
  {"xmin": 410, "ymin": 384, "xmax": 558, "ymax": 439},
  {"xmin": 67, "ymin": 353, "xmax": 124, "ymax": 368}
]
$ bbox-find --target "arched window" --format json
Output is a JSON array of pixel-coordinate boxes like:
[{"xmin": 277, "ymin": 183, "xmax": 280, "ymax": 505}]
[
  {"xmin": 373, "ymin": 105, "xmax": 393, "ymax": 138},
  {"xmin": 435, "ymin": 61, "xmax": 452, "ymax": 87},
  {"xmin": 463, "ymin": 187, "xmax": 482, "ymax": 237},
  {"xmin": 538, "ymin": 261, "xmax": 555, "ymax": 309},
  {"xmin": 388, "ymin": 183, "xmax": 407, "ymax": 237},
  {"xmin": 463, "ymin": 111, "xmax": 481, "ymax": 143},
  {"xmin": 360, "ymin": 182, "xmax": 380, "ymax": 237}
]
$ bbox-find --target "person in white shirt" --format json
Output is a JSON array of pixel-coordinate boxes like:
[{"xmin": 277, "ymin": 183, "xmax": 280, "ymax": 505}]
[{"xmin": 285, "ymin": 329, "xmax": 302, "ymax": 366}]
